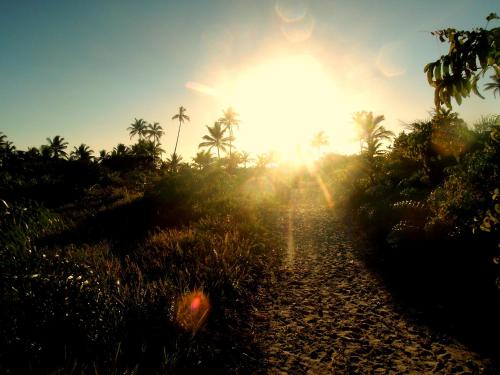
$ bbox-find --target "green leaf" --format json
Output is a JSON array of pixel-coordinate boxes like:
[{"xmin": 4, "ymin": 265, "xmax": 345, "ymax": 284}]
[
  {"xmin": 471, "ymin": 75, "xmax": 486, "ymax": 99},
  {"xmin": 435, "ymin": 63, "xmax": 442, "ymax": 80},
  {"xmin": 443, "ymin": 58, "xmax": 450, "ymax": 77},
  {"xmin": 425, "ymin": 63, "xmax": 435, "ymax": 85},
  {"xmin": 434, "ymin": 88, "xmax": 441, "ymax": 108}
]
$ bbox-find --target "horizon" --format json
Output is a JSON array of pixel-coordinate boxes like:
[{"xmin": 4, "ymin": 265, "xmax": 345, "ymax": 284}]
[{"xmin": 1, "ymin": 0, "xmax": 498, "ymax": 160}]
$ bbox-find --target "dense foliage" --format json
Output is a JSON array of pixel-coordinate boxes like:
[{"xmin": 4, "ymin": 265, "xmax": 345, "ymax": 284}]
[{"xmin": 0, "ymin": 113, "xmax": 291, "ymax": 373}]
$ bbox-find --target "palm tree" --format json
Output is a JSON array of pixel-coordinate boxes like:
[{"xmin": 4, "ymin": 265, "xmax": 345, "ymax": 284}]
[
  {"xmin": 256, "ymin": 152, "xmax": 274, "ymax": 169},
  {"xmin": 111, "ymin": 143, "xmax": 129, "ymax": 157},
  {"xmin": 172, "ymin": 106, "xmax": 190, "ymax": 156},
  {"xmin": 46, "ymin": 135, "xmax": 69, "ymax": 159},
  {"xmin": 352, "ymin": 111, "xmax": 394, "ymax": 160},
  {"xmin": 40, "ymin": 145, "xmax": 52, "ymax": 158},
  {"xmin": 484, "ymin": 67, "xmax": 500, "ymax": 98},
  {"xmin": 166, "ymin": 153, "xmax": 183, "ymax": 172},
  {"xmin": 192, "ymin": 150, "xmax": 214, "ymax": 170},
  {"xmin": 26, "ymin": 146, "xmax": 40, "ymax": 158},
  {"xmin": 198, "ymin": 122, "xmax": 232, "ymax": 160},
  {"xmin": 311, "ymin": 131, "xmax": 329, "ymax": 155},
  {"xmin": 128, "ymin": 118, "xmax": 148, "ymax": 140},
  {"xmin": 98, "ymin": 150, "xmax": 108, "ymax": 162},
  {"xmin": 0, "ymin": 132, "xmax": 7, "ymax": 148},
  {"xmin": 132, "ymin": 139, "xmax": 164, "ymax": 160},
  {"xmin": 219, "ymin": 107, "xmax": 240, "ymax": 157},
  {"xmin": 71, "ymin": 144, "xmax": 94, "ymax": 161},
  {"xmin": 146, "ymin": 122, "xmax": 164, "ymax": 145},
  {"xmin": 240, "ymin": 151, "xmax": 252, "ymax": 168},
  {"xmin": 0, "ymin": 141, "xmax": 15, "ymax": 160}
]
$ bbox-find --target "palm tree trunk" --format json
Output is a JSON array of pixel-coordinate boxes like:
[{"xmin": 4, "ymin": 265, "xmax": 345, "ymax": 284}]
[
  {"xmin": 217, "ymin": 146, "xmax": 220, "ymax": 160},
  {"xmin": 229, "ymin": 127, "xmax": 233, "ymax": 157},
  {"xmin": 173, "ymin": 121, "xmax": 182, "ymax": 155}
]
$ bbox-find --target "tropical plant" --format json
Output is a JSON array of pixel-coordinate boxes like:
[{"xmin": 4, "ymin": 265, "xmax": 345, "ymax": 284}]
[
  {"xmin": 424, "ymin": 13, "xmax": 500, "ymax": 109},
  {"xmin": 40, "ymin": 145, "xmax": 52, "ymax": 158},
  {"xmin": 98, "ymin": 149, "xmax": 108, "ymax": 162},
  {"xmin": 111, "ymin": 143, "xmax": 129, "ymax": 157},
  {"xmin": 26, "ymin": 147, "xmax": 40, "ymax": 158},
  {"xmin": 46, "ymin": 136, "xmax": 69, "ymax": 159},
  {"xmin": 484, "ymin": 67, "xmax": 500, "ymax": 98},
  {"xmin": 219, "ymin": 107, "xmax": 240, "ymax": 157},
  {"xmin": 239, "ymin": 151, "xmax": 253, "ymax": 168},
  {"xmin": 353, "ymin": 112, "xmax": 394, "ymax": 160},
  {"xmin": 0, "ymin": 132, "xmax": 7, "ymax": 148},
  {"xmin": 172, "ymin": 106, "xmax": 190, "ymax": 156},
  {"xmin": 70, "ymin": 144, "xmax": 94, "ymax": 161},
  {"xmin": 1, "ymin": 141, "xmax": 16, "ymax": 154},
  {"xmin": 0, "ymin": 135, "xmax": 15, "ymax": 162},
  {"xmin": 146, "ymin": 122, "xmax": 164, "ymax": 146},
  {"xmin": 198, "ymin": 122, "xmax": 232, "ymax": 160},
  {"xmin": 311, "ymin": 131, "xmax": 329, "ymax": 155},
  {"xmin": 127, "ymin": 118, "xmax": 148, "ymax": 140},
  {"xmin": 473, "ymin": 114, "xmax": 500, "ymax": 133},
  {"xmin": 165, "ymin": 152, "xmax": 183, "ymax": 172},
  {"xmin": 255, "ymin": 152, "xmax": 275, "ymax": 169},
  {"xmin": 192, "ymin": 150, "xmax": 214, "ymax": 170},
  {"xmin": 132, "ymin": 139, "xmax": 164, "ymax": 160}
]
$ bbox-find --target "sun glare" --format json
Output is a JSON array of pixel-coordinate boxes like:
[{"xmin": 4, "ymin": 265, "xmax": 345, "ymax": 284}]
[{"xmin": 216, "ymin": 54, "xmax": 358, "ymax": 164}]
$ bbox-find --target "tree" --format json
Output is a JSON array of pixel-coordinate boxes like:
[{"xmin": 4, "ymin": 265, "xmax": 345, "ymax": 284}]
[
  {"xmin": 46, "ymin": 136, "xmax": 69, "ymax": 159},
  {"xmin": 192, "ymin": 150, "xmax": 214, "ymax": 170},
  {"xmin": 0, "ymin": 132, "xmax": 7, "ymax": 148},
  {"xmin": 239, "ymin": 151, "xmax": 253, "ymax": 168},
  {"xmin": 353, "ymin": 112, "xmax": 394, "ymax": 160},
  {"xmin": 198, "ymin": 122, "xmax": 232, "ymax": 160},
  {"xmin": 219, "ymin": 107, "xmax": 240, "ymax": 157},
  {"xmin": 172, "ymin": 106, "xmax": 190, "ymax": 156},
  {"xmin": 146, "ymin": 122, "xmax": 164, "ymax": 146},
  {"xmin": 424, "ymin": 13, "xmax": 500, "ymax": 109},
  {"xmin": 128, "ymin": 118, "xmax": 148, "ymax": 140},
  {"xmin": 111, "ymin": 143, "xmax": 129, "ymax": 157},
  {"xmin": 0, "ymin": 139, "xmax": 15, "ymax": 162},
  {"xmin": 71, "ymin": 144, "xmax": 94, "ymax": 162},
  {"xmin": 255, "ymin": 152, "xmax": 275, "ymax": 169},
  {"xmin": 311, "ymin": 131, "xmax": 329, "ymax": 155},
  {"xmin": 131, "ymin": 139, "xmax": 164, "ymax": 161},
  {"xmin": 473, "ymin": 114, "xmax": 500, "ymax": 133},
  {"xmin": 26, "ymin": 147, "xmax": 40, "ymax": 158},
  {"xmin": 165, "ymin": 153, "xmax": 183, "ymax": 172},
  {"xmin": 98, "ymin": 150, "xmax": 108, "ymax": 162}
]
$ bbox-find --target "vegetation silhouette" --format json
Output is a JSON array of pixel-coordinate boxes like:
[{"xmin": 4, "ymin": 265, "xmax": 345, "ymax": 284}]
[
  {"xmin": 311, "ymin": 130, "xmax": 329, "ymax": 155},
  {"xmin": 172, "ymin": 106, "xmax": 190, "ymax": 156},
  {"xmin": 219, "ymin": 107, "xmax": 240, "ymax": 157},
  {"xmin": 198, "ymin": 121, "xmax": 233, "ymax": 160}
]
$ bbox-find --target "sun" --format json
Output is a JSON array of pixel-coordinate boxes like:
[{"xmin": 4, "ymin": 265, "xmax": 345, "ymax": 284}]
[{"xmin": 217, "ymin": 54, "xmax": 358, "ymax": 163}]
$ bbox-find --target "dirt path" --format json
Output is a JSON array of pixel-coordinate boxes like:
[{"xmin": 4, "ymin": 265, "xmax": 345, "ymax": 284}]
[{"xmin": 255, "ymin": 190, "xmax": 493, "ymax": 374}]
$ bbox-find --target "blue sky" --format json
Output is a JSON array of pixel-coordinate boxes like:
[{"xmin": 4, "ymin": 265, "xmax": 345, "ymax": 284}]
[{"xmin": 1, "ymin": 0, "xmax": 498, "ymax": 158}]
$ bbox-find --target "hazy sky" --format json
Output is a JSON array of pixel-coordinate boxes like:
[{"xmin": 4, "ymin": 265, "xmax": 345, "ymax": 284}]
[{"xmin": 1, "ymin": 0, "xmax": 498, "ymax": 158}]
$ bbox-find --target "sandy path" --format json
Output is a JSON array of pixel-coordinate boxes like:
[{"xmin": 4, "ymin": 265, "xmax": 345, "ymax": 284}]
[{"xmin": 255, "ymin": 191, "xmax": 493, "ymax": 374}]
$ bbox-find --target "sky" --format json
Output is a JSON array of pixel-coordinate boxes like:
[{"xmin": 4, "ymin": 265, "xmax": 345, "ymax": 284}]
[{"xmin": 0, "ymin": 0, "xmax": 499, "ymax": 160}]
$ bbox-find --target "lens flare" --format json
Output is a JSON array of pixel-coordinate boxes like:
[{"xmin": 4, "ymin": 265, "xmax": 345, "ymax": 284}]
[
  {"xmin": 275, "ymin": 0, "xmax": 308, "ymax": 23},
  {"xmin": 185, "ymin": 81, "xmax": 219, "ymax": 97},
  {"xmin": 376, "ymin": 42, "xmax": 407, "ymax": 78},
  {"xmin": 176, "ymin": 290, "xmax": 210, "ymax": 334},
  {"xmin": 307, "ymin": 163, "xmax": 334, "ymax": 208},
  {"xmin": 287, "ymin": 207, "xmax": 295, "ymax": 265},
  {"xmin": 280, "ymin": 14, "xmax": 315, "ymax": 43}
]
